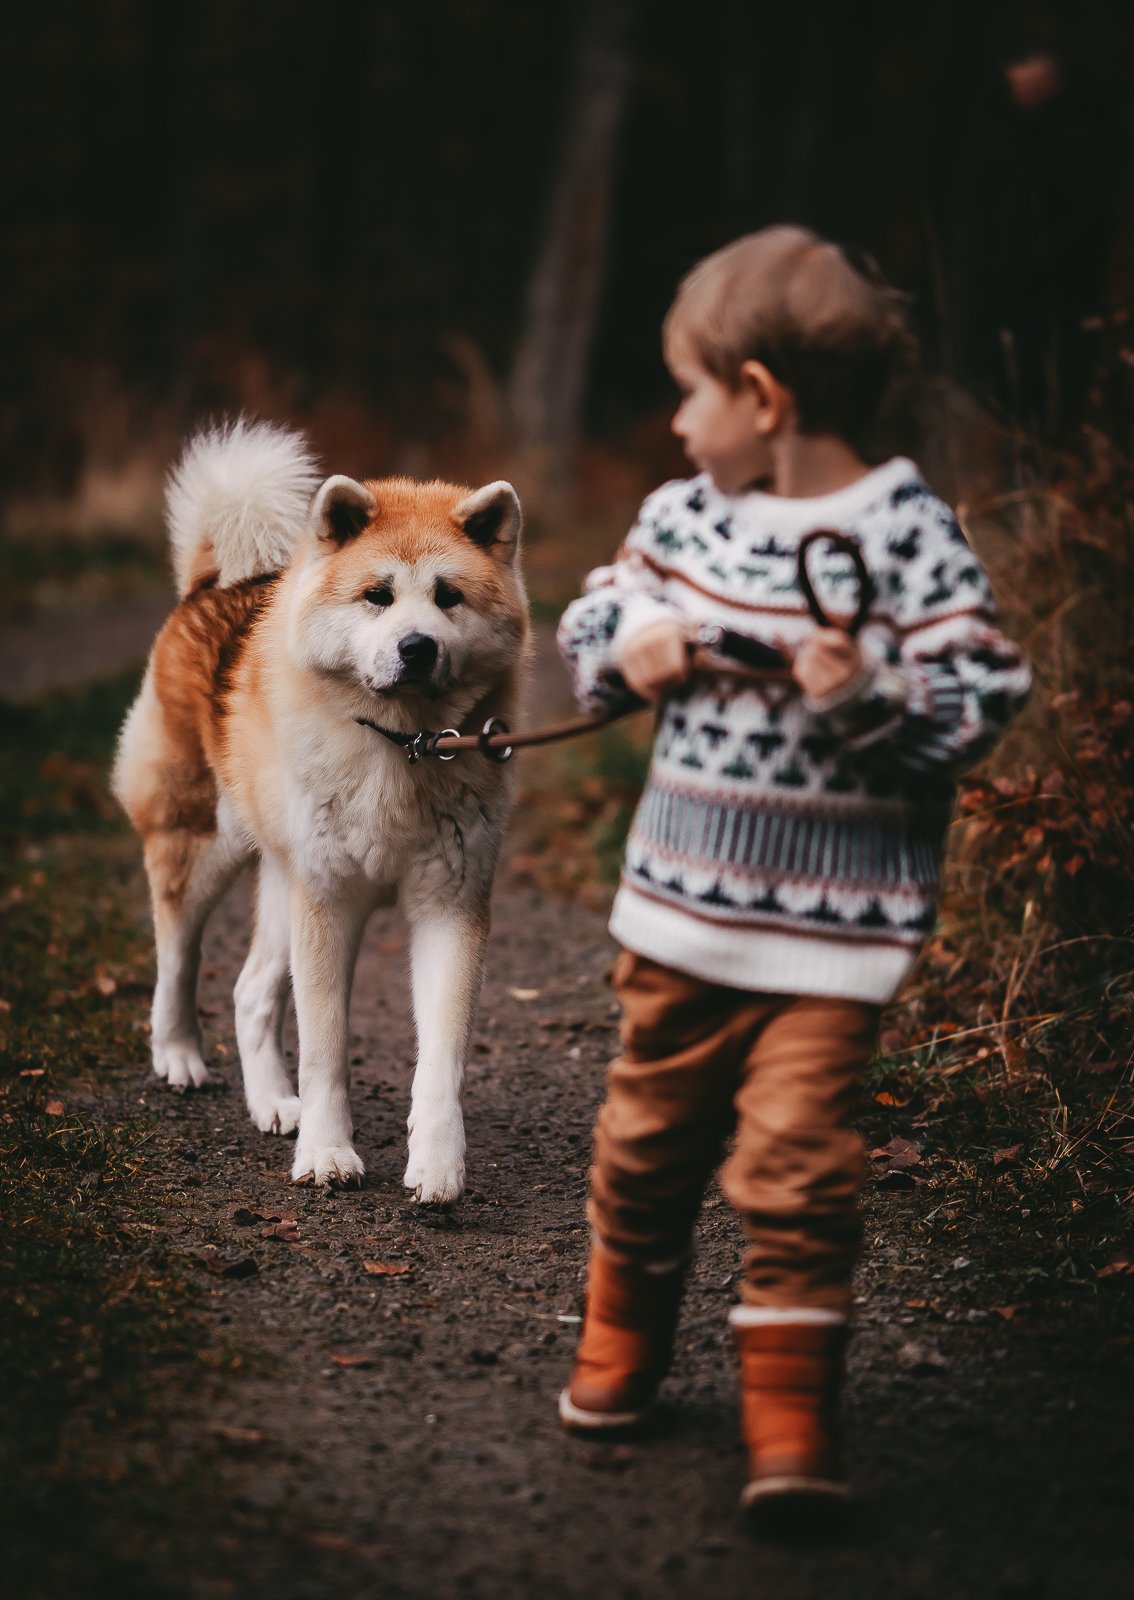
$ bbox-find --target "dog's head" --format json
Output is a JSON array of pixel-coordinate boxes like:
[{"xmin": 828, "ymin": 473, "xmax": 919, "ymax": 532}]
[{"xmin": 288, "ymin": 474, "xmax": 528, "ymax": 718}]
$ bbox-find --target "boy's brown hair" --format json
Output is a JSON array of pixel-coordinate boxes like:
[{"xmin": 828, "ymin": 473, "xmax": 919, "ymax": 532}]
[{"xmin": 663, "ymin": 226, "xmax": 915, "ymax": 451}]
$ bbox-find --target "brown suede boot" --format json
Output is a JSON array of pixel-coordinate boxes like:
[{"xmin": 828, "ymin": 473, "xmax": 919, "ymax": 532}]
[
  {"xmin": 558, "ymin": 1245, "xmax": 685, "ymax": 1433},
  {"xmin": 730, "ymin": 1309, "xmax": 849, "ymax": 1509}
]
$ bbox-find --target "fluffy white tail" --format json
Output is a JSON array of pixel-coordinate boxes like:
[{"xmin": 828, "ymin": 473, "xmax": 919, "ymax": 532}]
[{"xmin": 166, "ymin": 418, "xmax": 322, "ymax": 597}]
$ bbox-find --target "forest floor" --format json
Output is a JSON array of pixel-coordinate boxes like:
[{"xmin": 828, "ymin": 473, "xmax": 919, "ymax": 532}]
[{"xmin": 2, "ymin": 595, "xmax": 1132, "ymax": 1600}]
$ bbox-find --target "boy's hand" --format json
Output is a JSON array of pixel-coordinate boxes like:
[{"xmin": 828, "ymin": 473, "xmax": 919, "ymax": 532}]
[
  {"xmin": 618, "ymin": 618, "xmax": 692, "ymax": 703},
  {"xmin": 792, "ymin": 629, "xmax": 864, "ymax": 702}
]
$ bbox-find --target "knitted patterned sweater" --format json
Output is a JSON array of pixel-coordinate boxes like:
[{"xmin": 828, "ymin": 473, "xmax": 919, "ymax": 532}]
[{"xmin": 557, "ymin": 457, "xmax": 1031, "ymax": 1003}]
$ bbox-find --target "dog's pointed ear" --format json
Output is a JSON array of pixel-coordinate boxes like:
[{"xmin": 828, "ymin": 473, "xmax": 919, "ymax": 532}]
[
  {"xmin": 311, "ymin": 475, "xmax": 375, "ymax": 547},
  {"xmin": 453, "ymin": 481, "xmax": 522, "ymax": 566}
]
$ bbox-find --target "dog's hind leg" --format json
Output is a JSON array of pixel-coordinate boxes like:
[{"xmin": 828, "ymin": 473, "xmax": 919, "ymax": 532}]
[
  {"xmin": 144, "ymin": 816, "xmax": 247, "ymax": 1090},
  {"xmin": 289, "ymin": 882, "xmax": 369, "ymax": 1186},
  {"xmin": 402, "ymin": 900, "xmax": 490, "ymax": 1205},
  {"xmin": 235, "ymin": 853, "xmax": 300, "ymax": 1135}
]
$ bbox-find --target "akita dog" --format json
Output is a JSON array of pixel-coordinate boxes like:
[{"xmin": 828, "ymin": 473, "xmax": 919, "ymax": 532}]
[{"xmin": 113, "ymin": 420, "xmax": 530, "ymax": 1202}]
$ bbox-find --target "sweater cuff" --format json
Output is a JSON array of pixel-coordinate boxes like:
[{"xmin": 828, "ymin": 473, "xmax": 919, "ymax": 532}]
[
  {"xmin": 616, "ymin": 593, "xmax": 681, "ymax": 652},
  {"xmin": 803, "ymin": 657, "xmax": 910, "ymax": 718}
]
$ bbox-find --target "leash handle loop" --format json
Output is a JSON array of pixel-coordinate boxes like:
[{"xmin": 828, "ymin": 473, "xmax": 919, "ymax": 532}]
[{"xmin": 796, "ymin": 528, "xmax": 875, "ymax": 636}]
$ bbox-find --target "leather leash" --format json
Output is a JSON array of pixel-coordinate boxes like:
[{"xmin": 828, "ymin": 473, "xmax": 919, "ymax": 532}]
[{"xmin": 356, "ymin": 529, "xmax": 873, "ymax": 765}]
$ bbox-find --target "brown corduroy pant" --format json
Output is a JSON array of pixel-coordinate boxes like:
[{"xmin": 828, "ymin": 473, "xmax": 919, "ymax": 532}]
[{"xmin": 587, "ymin": 951, "xmax": 881, "ymax": 1315}]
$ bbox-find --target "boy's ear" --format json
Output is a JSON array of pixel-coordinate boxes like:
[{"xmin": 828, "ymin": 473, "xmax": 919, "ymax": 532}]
[
  {"xmin": 453, "ymin": 480, "xmax": 522, "ymax": 567},
  {"xmin": 311, "ymin": 475, "xmax": 375, "ymax": 547},
  {"xmin": 739, "ymin": 360, "xmax": 793, "ymax": 434}
]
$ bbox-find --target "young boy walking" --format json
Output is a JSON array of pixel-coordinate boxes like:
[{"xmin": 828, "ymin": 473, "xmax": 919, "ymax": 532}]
[{"xmin": 555, "ymin": 227, "xmax": 1031, "ymax": 1512}]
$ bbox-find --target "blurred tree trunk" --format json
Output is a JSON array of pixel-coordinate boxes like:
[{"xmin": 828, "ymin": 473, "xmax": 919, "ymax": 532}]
[{"xmin": 507, "ymin": 0, "xmax": 639, "ymax": 475}]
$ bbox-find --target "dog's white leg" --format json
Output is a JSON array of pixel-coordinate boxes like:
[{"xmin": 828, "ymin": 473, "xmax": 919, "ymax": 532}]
[
  {"xmin": 289, "ymin": 881, "xmax": 368, "ymax": 1186},
  {"xmin": 145, "ymin": 827, "xmax": 245, "ymax": 1090},
  {"xmin": 402, "ymin": 901, "xmax": 489, "ymax": 1205},
  {"xmin": 234, "ymin": 853, "xmax": 300, "ymax": 1135}
]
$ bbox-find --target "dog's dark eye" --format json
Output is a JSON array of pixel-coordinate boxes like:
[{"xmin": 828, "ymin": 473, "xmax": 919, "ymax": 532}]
[
  {"xmin": 364, "ymin": 585, "xmax": 394, "ymax": 608},
  {"xmin": 434, "ymin": 580, "xmax": 463, "ymax": 611}
]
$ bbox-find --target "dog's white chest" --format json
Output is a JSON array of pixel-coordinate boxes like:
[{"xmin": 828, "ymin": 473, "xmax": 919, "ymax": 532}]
[{"xmin": 278, "ymin": 743, "xmax": 502, "ymax": 902}]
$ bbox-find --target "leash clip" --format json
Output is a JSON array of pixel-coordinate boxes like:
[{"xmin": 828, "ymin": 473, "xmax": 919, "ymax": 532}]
[{"xmin": 407, "ymin": 730, "xmax": 434, "ymax": 764}]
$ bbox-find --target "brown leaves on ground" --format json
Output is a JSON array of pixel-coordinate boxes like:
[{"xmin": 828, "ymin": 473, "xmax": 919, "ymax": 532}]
[
  {"xmin": 362, "ymin": 1259, "xmax": 413, "ymax": 1277},
  {"xmin": 871, "ymin": 1135, "xmax": 925, "ymax": 1188},
  {"xmin": 192, "ymin": 1252, "xmax": 259, "ymax": 1279},
  {"xmin": 259, "ymin": 1216, "xmax": 300, "ymax": 1242},
  {"xmin": 233, "ymin": 1206, "xmax": 280, "ymax": 1226}
]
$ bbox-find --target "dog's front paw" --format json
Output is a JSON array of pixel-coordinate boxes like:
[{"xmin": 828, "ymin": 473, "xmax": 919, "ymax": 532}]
[
  {"xmin": 153, "ymin": 1040, "xmax": 210, "ymax": 1090},
  {"xmin": 291, "ymin": 1142, "xmax": 365, "ymax": 1187},
  {"xmin": 404, "ymin": 1119, "xmax": 466, "ymax": 1205},
  {"xmin": 248, "ymin": 1093, "xmax": 302, "ymax": 1136}
]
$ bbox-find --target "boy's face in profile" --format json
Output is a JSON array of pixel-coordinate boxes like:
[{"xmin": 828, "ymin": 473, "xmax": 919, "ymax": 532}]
[{"xmin": 666, "ymin": 330, "xmax": 773, "ymax": 496}]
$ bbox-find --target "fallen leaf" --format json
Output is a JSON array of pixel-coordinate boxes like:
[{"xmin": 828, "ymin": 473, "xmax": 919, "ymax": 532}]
[
  {"xmin": 991, "ymin": 1305, "xmax": 1021, "ymax": 1320},
  {"xmin": 260, "ymin": 1218, "xmax": 300, "ymax": 1241},
  {"xmin": 193, "ymin": 1253, "xmax": 259, "ymax": 1279},
  {"xmin": 306, "ymin": 1532, "xmax": 373, "ymax": 1556},
  {"xmin": 44, "ymin": 1100, "xmax": 65, "ymax": 1117},
  {"xmin": 362, "ymin": 1259, "xmax": 413, "ymax": 1277},
  {"xmin": 19, "ymin": 1067, "xmax": 44, "ymax": 1078},
  {"xmin": 329, "ymin": 1352, "xmax": 375, "ymax": 1368},
  {"xmin": 233, "ymin": 1206, "xmax": 281, "ymax": 1226},
  {"xmin": 212, "ymin": 1425, "xmax": 264, "ymax": 1448},
  {"xmin": 507, "ymin": 987, "xmax": 542, "ymax": 1002},
  {"xmin": 993, "ymin": 1144, "xmax": 1023, "ymax": 1166},
  {"xmin": 873, "ymin": 1091, "xmax": 909, "ymax": 1106},
  {"xmin": 875, "ymin": 1168, "xmax": 919, "ymax": 1190},
  {"xmin": 895, "ymin": 1340, "xmax": 949, "ymax": 1374},
  {"xmin": 869, "ymin": 1136, "xmax": 922, "ymax": 1169},
  {"xmin": 1097, "ymin": 1258, "xmax": 1134, "ymax": 1279},
  {"xmin": 1000, "ymin": 1038, "xmax": 1028, "ymax": 1075}
]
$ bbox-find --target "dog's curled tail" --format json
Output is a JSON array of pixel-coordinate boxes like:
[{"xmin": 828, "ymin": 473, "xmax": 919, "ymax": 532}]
[{"xmin": 166, "ymin": 418, "xmax": 323, "ymax": 597}]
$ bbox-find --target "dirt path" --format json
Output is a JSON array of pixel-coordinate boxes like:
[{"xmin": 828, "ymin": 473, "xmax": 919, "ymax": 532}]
[
  {"xmin": 7, "ymin": 614, "xmax": 1132, "ymax": 1599},
  {"xmin": 46, "ymin": 865, "xmax": 1124, "ymax": 1600}
]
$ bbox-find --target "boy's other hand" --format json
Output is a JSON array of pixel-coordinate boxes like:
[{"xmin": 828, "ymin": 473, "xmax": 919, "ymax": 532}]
[
  {"xmin": 619, "ymin": 618, "xmax": 692, "ymax": 703},
  {"xmin": 792, "ymin": 629, "xmax": 864, "ymax": 701}
]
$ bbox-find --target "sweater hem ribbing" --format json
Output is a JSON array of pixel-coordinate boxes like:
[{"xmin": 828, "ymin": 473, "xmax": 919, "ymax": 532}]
[{"xmin": 609, "ymin": 884, "xmax": 917, "ymax": 1003}]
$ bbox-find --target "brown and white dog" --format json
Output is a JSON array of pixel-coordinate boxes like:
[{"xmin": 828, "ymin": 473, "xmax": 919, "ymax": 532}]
[{"xmin": 112, "ymin": 420, "xmax": 530, "ymax": 1201}]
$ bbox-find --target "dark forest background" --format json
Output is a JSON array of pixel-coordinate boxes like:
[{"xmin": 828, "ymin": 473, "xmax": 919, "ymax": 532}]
[{"xmin": 4, "ymin": 0, "xmax": 1134, "ymax": 532}]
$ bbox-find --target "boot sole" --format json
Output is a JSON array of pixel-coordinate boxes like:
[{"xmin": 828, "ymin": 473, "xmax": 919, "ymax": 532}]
[
  {"xmin": 740, "ymin": 1474, "xmax": 849, "ymax": 1510},
  {"xmin": 557, "ymin": 1388, "xmax": 652, "ymax": 1435}
]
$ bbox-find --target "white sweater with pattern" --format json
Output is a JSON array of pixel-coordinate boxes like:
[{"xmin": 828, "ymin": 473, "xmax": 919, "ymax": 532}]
[{"xmin": 557, "ymin": 457, "xmax": 1031, "ymax": 1003}]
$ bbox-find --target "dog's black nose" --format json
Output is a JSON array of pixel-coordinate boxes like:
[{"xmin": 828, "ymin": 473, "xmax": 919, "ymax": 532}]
[{"xmin": 397, "ymin": 633, "xmax": 438, "ymax": 677}]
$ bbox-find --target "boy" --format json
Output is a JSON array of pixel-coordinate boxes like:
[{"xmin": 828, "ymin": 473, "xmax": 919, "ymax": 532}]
[{"xmin": 555, "ymin": 227, "xmax": 1031, "ymax": 1512}]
